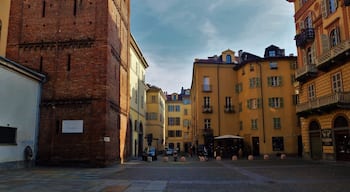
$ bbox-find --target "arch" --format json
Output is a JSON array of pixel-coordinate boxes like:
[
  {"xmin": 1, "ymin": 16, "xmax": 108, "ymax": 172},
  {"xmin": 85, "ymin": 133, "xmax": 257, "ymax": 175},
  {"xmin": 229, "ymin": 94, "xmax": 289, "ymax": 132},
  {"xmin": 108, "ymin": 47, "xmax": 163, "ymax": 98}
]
[
  {"xmin": 309, "ymin": 120, "xmax": 321, "ymax": 131},
  {"xmin": 333, "ymin": 115, "xmax": 349, "ymax": 128},
  {"xmin": 309, "ymin": 120, "xmax": 322, "ymax": 160},
  {"xmin": 333, "ymin": 114, "xmax": 350, "ymax": 161}
]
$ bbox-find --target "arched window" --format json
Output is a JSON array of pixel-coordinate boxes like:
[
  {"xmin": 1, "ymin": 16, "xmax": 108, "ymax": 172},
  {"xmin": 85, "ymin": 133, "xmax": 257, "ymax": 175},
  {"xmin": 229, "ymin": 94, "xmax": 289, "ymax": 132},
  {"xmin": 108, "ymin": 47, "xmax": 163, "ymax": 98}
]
[
  {"xmin": 330, "ymin": 28, "xmax": 340, "ymax": 47},
  {"xmin": 309, "ymin": 121, "xmax": 321, "ymax": 131},
  {"xmin": 334, "ymin": 116, "xmax": 348, "ymax": 128}
]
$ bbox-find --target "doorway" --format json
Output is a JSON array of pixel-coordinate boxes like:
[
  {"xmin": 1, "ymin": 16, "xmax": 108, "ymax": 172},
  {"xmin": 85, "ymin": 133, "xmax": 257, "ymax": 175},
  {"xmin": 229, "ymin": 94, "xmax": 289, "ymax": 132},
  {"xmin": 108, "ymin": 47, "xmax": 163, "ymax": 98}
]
[{"xmin": 252, "ymin": 137, "xmax": 260, "ymax": 156}]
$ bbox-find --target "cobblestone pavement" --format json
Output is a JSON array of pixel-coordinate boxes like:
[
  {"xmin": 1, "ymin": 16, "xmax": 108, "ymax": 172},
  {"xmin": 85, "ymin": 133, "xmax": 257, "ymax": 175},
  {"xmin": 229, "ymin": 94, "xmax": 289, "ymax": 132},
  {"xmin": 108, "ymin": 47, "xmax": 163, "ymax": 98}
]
[{"xmin": 1, "ymin": 157, "xmax": 350, "ymax": 192}]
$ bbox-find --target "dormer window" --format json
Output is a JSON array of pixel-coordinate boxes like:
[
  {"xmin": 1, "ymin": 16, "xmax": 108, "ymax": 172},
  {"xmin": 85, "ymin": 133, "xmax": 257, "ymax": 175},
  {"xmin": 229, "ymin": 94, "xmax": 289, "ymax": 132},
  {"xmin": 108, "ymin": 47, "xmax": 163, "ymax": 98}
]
[
  {"xmin": 226, "ymin": 55, "xmax": 232, "ymax": 63},
  {"xmin": 268, "ymin": 50, "xmax": 276, "ymax": 57}
]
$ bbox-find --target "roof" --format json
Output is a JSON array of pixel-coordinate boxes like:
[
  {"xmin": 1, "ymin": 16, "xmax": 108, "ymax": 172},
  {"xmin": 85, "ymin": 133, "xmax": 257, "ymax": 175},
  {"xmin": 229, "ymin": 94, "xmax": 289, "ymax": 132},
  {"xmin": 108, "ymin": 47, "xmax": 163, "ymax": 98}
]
[{"xmin": 0, "ymin": 56, "xmax": 46, "ymax": 82}]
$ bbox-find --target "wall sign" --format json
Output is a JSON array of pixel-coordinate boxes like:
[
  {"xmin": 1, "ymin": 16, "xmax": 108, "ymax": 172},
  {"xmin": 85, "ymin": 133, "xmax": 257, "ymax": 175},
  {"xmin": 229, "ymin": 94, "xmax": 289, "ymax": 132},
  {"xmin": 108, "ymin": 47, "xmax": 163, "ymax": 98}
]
[
  {"xmin": 321, "ymin": 129, "xmax": 333, "ymax": 146},
  {"xmin": 62, "ymin": 120, "xmax": 84, "ymax": 133}
]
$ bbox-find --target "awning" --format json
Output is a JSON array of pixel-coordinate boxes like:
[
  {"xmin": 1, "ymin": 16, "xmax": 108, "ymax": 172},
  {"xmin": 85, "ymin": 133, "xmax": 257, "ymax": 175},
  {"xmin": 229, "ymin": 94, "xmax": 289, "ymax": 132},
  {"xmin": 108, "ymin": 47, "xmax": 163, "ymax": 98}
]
[{"xmin": 214, "ymin": 135, "xmax": 243, "ymax": 139}]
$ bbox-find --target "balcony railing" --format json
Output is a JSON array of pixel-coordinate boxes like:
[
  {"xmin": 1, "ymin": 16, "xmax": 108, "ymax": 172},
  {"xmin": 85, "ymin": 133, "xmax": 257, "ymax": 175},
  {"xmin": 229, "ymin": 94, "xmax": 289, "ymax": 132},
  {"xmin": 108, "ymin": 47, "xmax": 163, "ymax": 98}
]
[
  {"xmin": 295, "ymin": 28, "xmax": 315, "ymax": 47},
  {"xmin": 296, "ymin": 92, "xmax": 350, "ymax": 114},
  {"xmin": 202, "ymin": 106, "xmax": 213, "ymax": 113},
  {"xmin": 295, "ymin": 64, "xmax": 318, "ymax": 82},
  {"xmin": 316, "ymin": 40, "xmax": 350, "ymax": 70},
  {"xmin": 199, "ymin": 128, "xmax": 213, "ymax": 136},
  {"xmin": 224, "ymin": 105, "xmax": 235, "ymax": 113}
]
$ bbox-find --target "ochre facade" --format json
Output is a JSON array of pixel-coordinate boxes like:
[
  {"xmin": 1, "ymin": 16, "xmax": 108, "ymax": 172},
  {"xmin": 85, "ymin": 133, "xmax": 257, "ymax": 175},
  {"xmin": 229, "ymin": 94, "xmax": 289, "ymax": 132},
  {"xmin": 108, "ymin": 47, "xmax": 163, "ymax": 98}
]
[
  {"xmin": 191, "ymin": 48, "xmax": 301, "ymax": 157},
  {"xmin": 289, "ymin": 0, "xmax": 350, "ymax": 161}
]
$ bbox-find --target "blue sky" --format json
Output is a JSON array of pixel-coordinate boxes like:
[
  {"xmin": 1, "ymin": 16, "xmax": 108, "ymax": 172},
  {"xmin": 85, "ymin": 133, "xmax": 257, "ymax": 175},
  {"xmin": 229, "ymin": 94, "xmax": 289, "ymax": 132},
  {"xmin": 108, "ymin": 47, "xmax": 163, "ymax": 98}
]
[{"xmin": 130, "ymin": 0, "xmax": 296, "ymax": 94}]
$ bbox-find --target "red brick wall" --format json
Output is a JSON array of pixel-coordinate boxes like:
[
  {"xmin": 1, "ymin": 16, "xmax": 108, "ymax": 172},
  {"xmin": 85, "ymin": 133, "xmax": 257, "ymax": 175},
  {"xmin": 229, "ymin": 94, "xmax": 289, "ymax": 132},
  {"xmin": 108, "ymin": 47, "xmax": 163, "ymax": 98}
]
[{"xmin": 6, "ymin": 0, "xmax": 130, "ymax": 166}]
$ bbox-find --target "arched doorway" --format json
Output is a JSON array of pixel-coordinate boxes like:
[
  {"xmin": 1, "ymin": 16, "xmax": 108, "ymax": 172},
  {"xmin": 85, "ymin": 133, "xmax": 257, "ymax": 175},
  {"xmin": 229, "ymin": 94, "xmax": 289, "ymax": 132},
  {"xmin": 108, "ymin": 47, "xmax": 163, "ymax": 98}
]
[
  {"xmin": 309, "ymin": 121, "xmax": 322, "ymax": 160},
  {"xmin": 334, "ymin": 115, "xmax": 350, "ymax": 161}
]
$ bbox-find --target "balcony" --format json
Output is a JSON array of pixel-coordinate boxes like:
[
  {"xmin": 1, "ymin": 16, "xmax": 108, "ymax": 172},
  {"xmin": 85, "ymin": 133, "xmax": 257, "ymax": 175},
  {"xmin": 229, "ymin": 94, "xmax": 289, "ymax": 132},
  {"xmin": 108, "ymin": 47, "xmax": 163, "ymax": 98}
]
[
  {"xmin": 295, "ymin": 64, "xmax": 318, "ymax": 82},
  {"xmin": 199, "ymin": 128, "xmax": 213, "ymax": 136},
  {"xmin": 296, "ymin": 92, "xmax": 350, "ymax": 116},
  {"xmin": 316, "ymin": 40, "xmax": 350, "ymax": 71},
  {"xmin": 202, "ymin": 106, "xmax": 213, "ymax": 113},
  {"xmin": 295, "ymin": 28, "xmax": 315, "ymax": 47},
  {"xmin": 202, "ymin": 84, "xmax": 212, "ymax": 92},
  {"xmin": 224, "ymin": 105, "xmax": 235, "ymax": 113}
]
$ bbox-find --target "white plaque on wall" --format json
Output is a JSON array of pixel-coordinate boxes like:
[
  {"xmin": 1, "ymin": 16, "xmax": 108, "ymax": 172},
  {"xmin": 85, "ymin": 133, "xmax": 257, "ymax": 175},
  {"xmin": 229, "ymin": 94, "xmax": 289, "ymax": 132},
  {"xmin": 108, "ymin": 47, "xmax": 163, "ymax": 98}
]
[{"xmin": 62, "ymin": 120, "xmax": 84, "ymax": 133}]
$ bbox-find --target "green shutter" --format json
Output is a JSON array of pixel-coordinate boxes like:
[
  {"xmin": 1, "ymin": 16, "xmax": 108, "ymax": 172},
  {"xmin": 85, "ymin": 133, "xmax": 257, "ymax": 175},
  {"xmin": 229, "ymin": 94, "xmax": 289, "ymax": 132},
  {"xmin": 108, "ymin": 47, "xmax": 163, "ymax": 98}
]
[
  {"xmin": 280, "ymin": 97, "xmax": 284, "ymax": 108},
  {"xmin": 278, "ymin": 76, "xmax": 283, "ymax": 86},
  {"xmin": 267, "ymin": 77, "xmax": 272, "ymax": 86}
]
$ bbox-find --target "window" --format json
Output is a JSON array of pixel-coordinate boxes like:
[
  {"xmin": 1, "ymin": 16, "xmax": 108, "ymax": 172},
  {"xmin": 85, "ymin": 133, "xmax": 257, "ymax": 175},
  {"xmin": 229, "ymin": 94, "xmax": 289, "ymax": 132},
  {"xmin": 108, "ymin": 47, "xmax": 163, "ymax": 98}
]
[
  {"xmin": 203, "ymin": 77, "xmax": 211, "ymax": 91},
  {"xmin": 268, "ymin": 97, "xmax": 284, "ymax": 108},
  {"xmin": 247, "ymin": 98, "xmax": 261, "ymax": 109},
  {"xmin": 304, "ymin": 14, "xmax": 312, "ymax": 29},
  {"xmin": 168, "ymin": 117, "xmax": 180, "ymax": 126},
  {"xmin": 292, "ymin": 94, "xmax": 299, "ymax": 105},
  {"xmin": 204, "ymin": 119, "xmax": 211, "ymax": 129},
  {"xmin": 0, "ymin": 127, "xmax": 17, "ymax": 144},
  {"xmin": 146, "ymin": 112, "xmax": 158, "ymax": 120},
  {"xmin": 329, "ymin": 0, "xmax": 337, "ymax": 13},
  {"xmin": 273, "ymin": 118, "xmax": 281, "ymax": 129},
  {"xmin": 308, "ymin": 84, "xmax": 316, "ymax": 100},
  {"xmin": 268, "ymin": 50, "xmax": 276, "ymax": 57},
  {"xmin": 269, "ymin": 62, "xmax": 278, "ymax": 69},
  {"xmin": 249, "ymin": 78, "xmax": 261, "ymax": 88},
  {"xmin": 272, "ymin": 137, "xmax": 284, "ymax": 151},
  {"xmin": 204, "ymin": 97, "xmax": 210, "ymax": 107},
  {"xmin": 168, "ymin": 105, "xmax": 174, "ymax": 112},
  {"xmin": 151, "ymin": 96, "xmax": 156, "ymax": 103},
  {"xmin": 235, "ymin": 83, "xmax": 243, "ymax": 93},
  {"xmin": 175, "ymin": 105, "xmax": 180, "ymax": 112},
  {"xmin": 268, "ymin": 76, "xmax": 282, "ymax": 87},
  {"xmin": 168, "ymin": 130, "xmax": 175, "ymax": 137},
  {"xmin": 176, "ymin": 130, "xmax": 182, "ymax": 137},
  {"xmin": 226, "ymin": 55, "xmax": 232, "ymax": 63},
  {"xmin": 250, "ymin": 63, "xmax": 254, "ymax": 71},
  {"xmin": 183, "ymin": 119, "xmax": 190, "ymax": 127},
  {"xmin": 184, "ymin": 109, "xmax": 188, "ymax": 115},
  {"xmin": 239, "ymin": 121, "xmax": 243, "ymax": 130},
  {"xmin": 251, "ymin": 119, "xmax": 258, "ymax": 130},
  {"xmin": 332, "ymin": 72, "xmax": 342, "ymax": 92},
  {"xmin": 322, "ymin": 0, "xmax": 338, "ymax": 18},
  {"xmin": 172, "ymin": 95, "xmax": 177, "ymax": 101},
  {"xmin": 239, "ymin": 102, "xmax": 242, "ymax": 112},
  {"xmin": 225, "ymin": 97, "xmax": 232, "ymax": 107},
  {"xmin": 330, "ymin": 28, "xmax": 340, "ymax": 47}
]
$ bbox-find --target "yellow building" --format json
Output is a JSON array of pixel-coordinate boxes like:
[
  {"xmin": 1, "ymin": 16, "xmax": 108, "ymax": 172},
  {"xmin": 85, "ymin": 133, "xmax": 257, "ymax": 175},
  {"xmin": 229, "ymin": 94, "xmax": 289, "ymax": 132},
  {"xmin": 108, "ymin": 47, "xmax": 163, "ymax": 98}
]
[
  {"xmin": 129, "ymin": 35, "xmax": 148, "ymax": 159},
  {"xmin": 191, "ymin": 46, "xmax": 301, "ymax": 158},
  {"xmin": 146, "ymin": 85, "xmax": 166, "ymax": 153},
  {"xmin": 288, "ymin": 0, "xmax": 350, "ymax": 161},
  {"xmin": 165, "ymin": 88, "xmax": 192, "ymax": 153},
  {"xmin": 0, "ymin": 0, "xmax": 11, "ymax": 56}
]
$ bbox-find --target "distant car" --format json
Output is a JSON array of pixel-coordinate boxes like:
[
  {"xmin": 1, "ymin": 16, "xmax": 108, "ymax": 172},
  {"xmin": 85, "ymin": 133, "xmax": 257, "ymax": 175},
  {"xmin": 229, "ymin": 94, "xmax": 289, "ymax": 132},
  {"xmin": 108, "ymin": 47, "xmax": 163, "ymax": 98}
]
[
  {"xmin": 148, "ymin": 147, "xmax": 157, "ymax": 160},
  {"xmin": 165, "ymin": 148, "xmax": 174, "ymax": 156}
]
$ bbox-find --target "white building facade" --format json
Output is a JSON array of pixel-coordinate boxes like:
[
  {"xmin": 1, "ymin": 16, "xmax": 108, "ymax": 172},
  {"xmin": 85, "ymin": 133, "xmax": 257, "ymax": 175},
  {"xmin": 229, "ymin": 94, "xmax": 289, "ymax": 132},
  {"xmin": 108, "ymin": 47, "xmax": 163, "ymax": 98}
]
[{"xmin": 0, "ymin": 57, "xmax": 45, "ymax": 169}]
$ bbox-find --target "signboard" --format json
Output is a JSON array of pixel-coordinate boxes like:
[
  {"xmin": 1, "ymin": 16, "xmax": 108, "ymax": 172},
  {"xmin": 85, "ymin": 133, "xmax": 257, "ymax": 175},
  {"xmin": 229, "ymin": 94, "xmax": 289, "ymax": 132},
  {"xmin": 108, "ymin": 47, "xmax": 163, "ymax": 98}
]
[
  {"xmin": 321, "ymin": 129, "xmax": 333, "ymax": 146},
  {"xmin": 62, "ymin": 120, "xmax": 84, "ymax": 133}
]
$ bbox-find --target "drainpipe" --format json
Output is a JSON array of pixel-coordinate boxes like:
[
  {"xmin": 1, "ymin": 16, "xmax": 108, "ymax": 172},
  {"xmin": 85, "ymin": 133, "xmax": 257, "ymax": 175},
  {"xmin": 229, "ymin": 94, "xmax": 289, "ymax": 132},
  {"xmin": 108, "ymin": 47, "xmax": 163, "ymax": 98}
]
[{"xmin": 217, "ymin": 64, "xmax": 221, "ymax": 136}]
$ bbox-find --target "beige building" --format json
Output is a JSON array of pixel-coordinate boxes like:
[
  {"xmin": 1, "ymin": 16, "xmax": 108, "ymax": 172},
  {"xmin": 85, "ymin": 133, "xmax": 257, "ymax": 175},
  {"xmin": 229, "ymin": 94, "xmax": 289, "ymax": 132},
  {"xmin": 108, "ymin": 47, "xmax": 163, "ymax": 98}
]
[
  {"xmin": 165, "ymin": 88, "xmax": 192, "ymax": 153},
  {"xmin": 129, "ymin": 35, "xmax": 148, "ymax": 159},
  {"xmin": 288, "ymin": 0, "xmax": 350, "ymax": 161},
  {"xmin": 146, "ymin": 85, "xmax": 166, "ymax": 152},
  {"xmin": 0, "ymin": 0, "xmax": 10, "ymax": 56},
  {"xmin": 191, "ymin": 46, "xmax": 301, "ymax": 158}
]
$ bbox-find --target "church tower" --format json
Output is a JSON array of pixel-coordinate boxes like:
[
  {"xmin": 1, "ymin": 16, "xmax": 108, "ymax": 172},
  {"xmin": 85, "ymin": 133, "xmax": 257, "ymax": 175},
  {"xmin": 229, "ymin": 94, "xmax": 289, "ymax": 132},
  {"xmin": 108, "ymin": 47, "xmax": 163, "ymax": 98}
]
[{"xmin": 6, "ymin": 0, "xmax": 130, "ymax": 166}]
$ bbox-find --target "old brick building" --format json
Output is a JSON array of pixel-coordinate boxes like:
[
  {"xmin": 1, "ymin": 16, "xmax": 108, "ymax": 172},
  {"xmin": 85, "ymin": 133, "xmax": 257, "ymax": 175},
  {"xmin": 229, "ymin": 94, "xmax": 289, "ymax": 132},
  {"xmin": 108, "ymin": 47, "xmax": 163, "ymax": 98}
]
[{"xmin": 6, "ymin": 0, "xmax": 130, "ymax": 166}]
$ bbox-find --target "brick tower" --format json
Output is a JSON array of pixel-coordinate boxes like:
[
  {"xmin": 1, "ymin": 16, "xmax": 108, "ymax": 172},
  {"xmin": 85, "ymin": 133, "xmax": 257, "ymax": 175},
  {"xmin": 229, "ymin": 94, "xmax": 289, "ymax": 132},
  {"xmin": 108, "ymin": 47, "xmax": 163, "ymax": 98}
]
[{"xmin": 6, "ymin": 0, "xmax": 130, "ymax": 166}]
